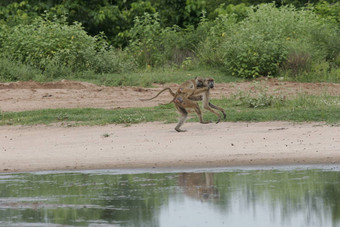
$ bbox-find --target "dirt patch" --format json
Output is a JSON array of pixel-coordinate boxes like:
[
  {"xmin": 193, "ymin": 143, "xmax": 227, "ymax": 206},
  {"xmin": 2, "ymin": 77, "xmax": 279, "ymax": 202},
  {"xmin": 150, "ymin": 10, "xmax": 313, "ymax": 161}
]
[{"xmin": 0, "ymin": 79, "xmax": 339, "ymax": 112}]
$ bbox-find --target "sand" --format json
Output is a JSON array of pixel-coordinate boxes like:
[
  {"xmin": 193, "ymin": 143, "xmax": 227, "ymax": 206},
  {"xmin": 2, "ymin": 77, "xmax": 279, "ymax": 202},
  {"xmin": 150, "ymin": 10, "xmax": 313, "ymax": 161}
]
[{"xmin": 1, "ymin": 122, "xmax": 339, "ymax": 173}]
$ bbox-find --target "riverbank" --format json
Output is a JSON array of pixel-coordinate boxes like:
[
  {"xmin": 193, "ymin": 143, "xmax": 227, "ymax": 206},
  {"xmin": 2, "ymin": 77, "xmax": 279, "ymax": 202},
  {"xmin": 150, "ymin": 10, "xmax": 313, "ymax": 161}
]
[{"xmin": 1, "ymin": 122, "xmax": 339, "ymax": 173}]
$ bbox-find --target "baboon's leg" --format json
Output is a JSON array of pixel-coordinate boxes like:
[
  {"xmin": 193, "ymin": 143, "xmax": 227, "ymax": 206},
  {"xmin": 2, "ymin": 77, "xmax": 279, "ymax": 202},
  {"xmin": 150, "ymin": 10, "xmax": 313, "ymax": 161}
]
[
  {"xmin": 179, "ymin": 97, "xmax": 209, "ymax": 124},
  {"xmin": 209, "ymin": 102, "xmax": 226, "ymax": 119},
  {"xmin": 193, "ymin": 102, "xmax": 210, "ymax": 124},
  {"xmin": 203, "ymin": 100, "xmax": 221, "ymax": 124},
  {"xmin": 175, "ymin": 105, "xmax": 188, "ymax": 132}
]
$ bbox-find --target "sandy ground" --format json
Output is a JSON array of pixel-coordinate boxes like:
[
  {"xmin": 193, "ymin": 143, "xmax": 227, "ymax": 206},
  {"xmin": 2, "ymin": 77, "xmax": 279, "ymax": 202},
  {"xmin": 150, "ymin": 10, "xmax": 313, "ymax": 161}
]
[
  {"xmin": 0, "ymin": 80, "xmax": 339, "ymax": 172},
  {"xmin": 0, "ymin": 122, "xmax": 339, "ymax": 173}
]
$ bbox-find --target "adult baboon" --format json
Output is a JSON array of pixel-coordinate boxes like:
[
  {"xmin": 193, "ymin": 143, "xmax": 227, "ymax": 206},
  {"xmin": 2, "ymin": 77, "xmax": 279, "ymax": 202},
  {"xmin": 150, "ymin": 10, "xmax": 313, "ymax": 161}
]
[
  {"xmin": 173, "ymin": 85, "xmax": 212, "ymax": 132},
  {"xmin": 190, "ymin": 78, "xmax": 226, "ymax": 123},
  {"xmin": 141, "ymin": 77, "xmax": 210, "ymax": 132}
]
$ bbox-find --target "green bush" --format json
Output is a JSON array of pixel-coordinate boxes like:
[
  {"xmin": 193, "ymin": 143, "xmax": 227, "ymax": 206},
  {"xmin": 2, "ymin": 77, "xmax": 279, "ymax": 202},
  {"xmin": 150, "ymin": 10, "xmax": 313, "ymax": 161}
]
[
  {"xmin": 1, "ymin": 17, "xmax": 96, "ymax": 71},
  {"xmin": 312, "ymin": 1, "xmax": 340, "ymax": 25},
  {"xmin": 198, "ymin": 4, "xmax": 340, "ymax": 79},
  {"xmin": 0, "ymin": 16, "xmax": 136, "ymax": 80},
  {"xmin": 232, "ymin": 83, "xmax": 286, "ymax": 108},
  {"xmin": 212, "ymin": 3, "xmax": 249, "ymax": 21},
  {"xmin": 0, "ymin": 3, "xmax": 338, "ymax": 82},
  {"xmin": 0, "ymin": 57, "xmax": 42, "ymax": 81},
  {"xmin": 127, "ymin": 13, "xmax": 198, "ymax": 67}
]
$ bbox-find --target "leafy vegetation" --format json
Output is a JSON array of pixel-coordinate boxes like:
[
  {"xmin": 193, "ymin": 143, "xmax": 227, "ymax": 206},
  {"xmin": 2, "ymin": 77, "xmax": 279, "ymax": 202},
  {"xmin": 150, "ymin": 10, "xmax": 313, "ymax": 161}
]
[
  {"xmin": 77, "ymin": 68, "xmax": 242, "ymax": 87},
  {"xmin": 199, "ymin": 4, "xmax": 340, "ymax": 79},
  {"xmin": 0, "ymin": 1, "xmax": 339, "ymax": 82}
]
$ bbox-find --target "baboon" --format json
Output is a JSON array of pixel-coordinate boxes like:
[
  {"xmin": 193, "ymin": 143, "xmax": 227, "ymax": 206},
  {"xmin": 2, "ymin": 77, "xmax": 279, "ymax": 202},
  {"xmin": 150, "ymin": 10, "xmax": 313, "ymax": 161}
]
[
  {"xmin": 190, "ymin": 78, "xmax": 226, "ymax": 124},
  {"xmin": 173, "ymin": 85, "xmax": 212, "ymax": 132},
  {"xmin": 141, "ymin": 77, "xmax": 211, "ymax": 132},
  {"xmin": 141, "ymin": 77, "xmax": 226, "ymax": 132}
]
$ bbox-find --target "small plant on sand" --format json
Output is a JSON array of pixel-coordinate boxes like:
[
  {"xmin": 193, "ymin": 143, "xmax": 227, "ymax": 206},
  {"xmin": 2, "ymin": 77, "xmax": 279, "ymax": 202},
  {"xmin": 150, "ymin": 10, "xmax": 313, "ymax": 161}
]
[{"xmin": 232, "ymin": 83, "xmax": 286, "ymax": 108}]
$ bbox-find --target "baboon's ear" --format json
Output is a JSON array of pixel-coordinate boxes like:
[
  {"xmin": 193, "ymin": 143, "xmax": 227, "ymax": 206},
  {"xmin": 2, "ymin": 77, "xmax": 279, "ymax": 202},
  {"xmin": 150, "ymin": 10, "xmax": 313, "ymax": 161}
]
[{"xmin": 194, "ymin": 76, "xmax": 197, "ymax": 79}]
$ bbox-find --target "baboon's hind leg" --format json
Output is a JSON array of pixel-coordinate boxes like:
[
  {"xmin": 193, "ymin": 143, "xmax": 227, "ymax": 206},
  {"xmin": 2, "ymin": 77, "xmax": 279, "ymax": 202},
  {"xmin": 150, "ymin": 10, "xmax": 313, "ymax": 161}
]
[{"xmin": 175, "ymin": 106, "xmax": 188, "ymax": 132}]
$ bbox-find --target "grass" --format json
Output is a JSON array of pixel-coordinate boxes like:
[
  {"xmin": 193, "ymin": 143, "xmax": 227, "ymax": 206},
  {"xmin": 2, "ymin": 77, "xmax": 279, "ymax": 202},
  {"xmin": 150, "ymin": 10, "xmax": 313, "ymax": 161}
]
[
  {"xmin": 45, "ymin": 67, "xmax": 243, "ymax": 87},
  {"xmin": 0, "ymin": 65, "xmax": 243, "ymax": 86},
  {"xmin": 0, "ymin": 66, "xmax": 338, "ymax": 126},
  {"xmin": 1, "ymin": 94, "xmax": 339, "ymax": 126},
  {"xmin": 281, "ymin": 69, "xmax": 340, "ymax": 83}
]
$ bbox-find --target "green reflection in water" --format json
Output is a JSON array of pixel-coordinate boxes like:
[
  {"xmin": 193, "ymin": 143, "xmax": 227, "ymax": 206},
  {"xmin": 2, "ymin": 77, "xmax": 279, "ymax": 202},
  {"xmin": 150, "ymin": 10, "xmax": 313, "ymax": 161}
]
[{"xmin": 0, "ymin": 166, "xmax": 339, "ymax": 227}]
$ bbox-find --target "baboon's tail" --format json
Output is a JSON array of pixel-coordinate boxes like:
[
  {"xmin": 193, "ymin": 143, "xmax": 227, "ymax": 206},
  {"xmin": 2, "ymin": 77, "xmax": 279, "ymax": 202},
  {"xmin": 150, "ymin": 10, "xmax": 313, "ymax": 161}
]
[{"xmin": 140, "ymin": 87, "xmax": 175, "ymax": 101}]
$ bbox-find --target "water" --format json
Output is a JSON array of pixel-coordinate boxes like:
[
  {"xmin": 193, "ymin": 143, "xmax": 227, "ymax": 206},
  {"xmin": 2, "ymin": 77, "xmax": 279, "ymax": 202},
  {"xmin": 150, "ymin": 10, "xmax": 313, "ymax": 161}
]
[{"xmin": 0, "ymin": 165, "xmax": 340, "ymax": 227}]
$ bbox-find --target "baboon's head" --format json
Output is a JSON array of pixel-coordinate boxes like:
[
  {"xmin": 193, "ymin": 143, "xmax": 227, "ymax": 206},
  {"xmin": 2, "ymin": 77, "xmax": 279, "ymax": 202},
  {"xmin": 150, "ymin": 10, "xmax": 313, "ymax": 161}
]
[
  {"xmin": 206, "ymin": 77, "xmax": 215, "ymax": 89},
  {"xmin": 195, "ymin": 77, "xmax": 205, "ymax": 88},
  {"xmin": 174, "ymin": 96, "xmax": 184, "ymax": 103}
]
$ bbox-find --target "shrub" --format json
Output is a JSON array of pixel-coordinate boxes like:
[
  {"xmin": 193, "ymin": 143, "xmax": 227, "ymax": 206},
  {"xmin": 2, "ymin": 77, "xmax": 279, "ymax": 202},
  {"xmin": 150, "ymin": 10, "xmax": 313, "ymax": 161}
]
[
  {"xmin": 212, "ymin": 3, "xmax": 249, "ymax": 21},
  {"xmin": 198, "ymin": 4, "xmax": 340, "ymax": 79},
  {"xmin": 127, "ymin": 13, "xmax": 198, "ymax": 67},
  {"xmin": 312, "ymin": 1, "xmax": 340, "ymax": 25},
  {"xmin": 1, "ymin": 17, "xmax": 97, "ymax": 71},
  {"xmin": 281, "ymin": 50, "xmax": 312, "ymax": 78},
  {"xmin": 232, "ymin": 83, "xmax": 286, "ymax": 108},
  {"xmin": 0, "ymin": 57, "xmax": 42, "ymax": 81},
  {"xmin": 0, "ymin": 16, "xmax": 136, "ymax": 80}
]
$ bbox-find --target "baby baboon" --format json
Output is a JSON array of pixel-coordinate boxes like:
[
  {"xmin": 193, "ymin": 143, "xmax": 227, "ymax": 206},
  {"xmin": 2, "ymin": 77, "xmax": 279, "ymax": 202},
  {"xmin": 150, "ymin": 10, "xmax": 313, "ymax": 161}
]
[{"xmin": 140, "ymin": 77, "xmax": 205, "ymax": 102}]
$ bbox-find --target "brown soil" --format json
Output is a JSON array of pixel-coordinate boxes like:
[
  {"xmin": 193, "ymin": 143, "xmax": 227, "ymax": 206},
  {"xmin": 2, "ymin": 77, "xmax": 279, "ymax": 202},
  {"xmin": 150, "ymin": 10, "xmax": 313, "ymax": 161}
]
[{"xmin": 0, "ymin": 79, "xmax": 339, "ymax": 112}]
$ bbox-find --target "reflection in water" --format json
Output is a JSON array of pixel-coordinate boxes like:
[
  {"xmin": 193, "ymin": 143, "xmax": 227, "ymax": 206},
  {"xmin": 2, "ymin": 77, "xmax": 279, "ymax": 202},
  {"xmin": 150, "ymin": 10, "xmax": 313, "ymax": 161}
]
[
  {"xmin": 178, "ymin": 173, "xmax": 219, "ymax": 201},
  {"xmin": 0, "ymin": 166, "xmax": 339, "ymax": 227}
]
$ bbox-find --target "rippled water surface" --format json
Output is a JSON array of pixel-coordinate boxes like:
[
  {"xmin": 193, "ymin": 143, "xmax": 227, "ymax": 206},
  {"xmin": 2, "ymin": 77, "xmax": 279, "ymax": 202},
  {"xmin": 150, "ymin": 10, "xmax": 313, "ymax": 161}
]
[{"xmin": 1, "ymin": 165, "xmax": 340, "ymax": 227}]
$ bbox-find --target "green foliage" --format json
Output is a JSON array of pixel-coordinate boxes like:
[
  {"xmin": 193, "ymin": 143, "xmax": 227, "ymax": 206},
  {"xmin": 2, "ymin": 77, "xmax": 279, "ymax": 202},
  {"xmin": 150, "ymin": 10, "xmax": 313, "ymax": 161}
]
[
  {"xmin": 128, "ymin": 13, "xmax": 163, "ymax": 66},
  {"xmin": 0, "ymin": 57, "xmax": 42, "ymax": 81},
  {"xmin": 79, "ymin": 68, "xmax": 241, "ymax": 88},
  {"xmin": 232, "ymin": 87, "xmax": 286, "ymax": 108},
  {"xmin": 312, "ymin": 1, "xmax": 340, "ymax": 24},
  {"xmin": 127, "ymin": 13, "xmax": 197, "ymax": 67},
  {"xmin": 1, "ymin": 17, "xmax": 97, "ymax": 71},
  {"xmin": 0, "ymin": 1, "xmax": 41, "ymax": 26},
  {"xmin": 212, "ymin": 3, "xmax": 250, "ymax": 21},
  {"xmin": 0, "ymin": 16, "xmax": 136, "ymax": 80},
  {"xmin": 0, "ymin": 1, "xmax": 339, "ymax": 81},
  {"xmin": 198, "ymin": 4, "xmax": 340, "ymax": 79}
]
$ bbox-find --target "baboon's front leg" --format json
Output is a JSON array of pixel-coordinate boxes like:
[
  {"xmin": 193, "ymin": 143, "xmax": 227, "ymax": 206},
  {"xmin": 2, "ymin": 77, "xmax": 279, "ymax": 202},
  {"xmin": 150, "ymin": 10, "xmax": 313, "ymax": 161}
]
[
  {"xmin": 209, "ymin": 102, "xmax": 226, "ymax": 120},
  {"xmin": 194, "ymin": 104, "xmax": 211, "ymax": 124},
  {"xmin": 203, "ymin": 102, "xmax": 221, "ymax": 123}
]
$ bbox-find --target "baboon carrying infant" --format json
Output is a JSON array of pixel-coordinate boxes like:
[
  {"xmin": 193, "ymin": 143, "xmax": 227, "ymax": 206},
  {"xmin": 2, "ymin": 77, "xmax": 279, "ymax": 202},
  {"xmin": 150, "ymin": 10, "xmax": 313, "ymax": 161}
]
[{"xmin": 141, "ymin": 77, "xmax": 226, "ymax": 132}]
